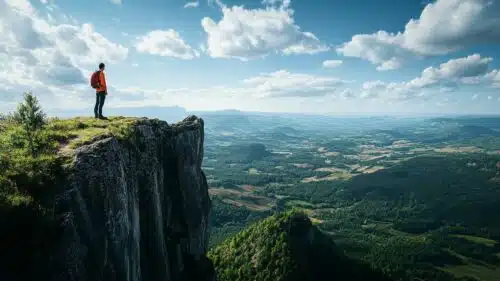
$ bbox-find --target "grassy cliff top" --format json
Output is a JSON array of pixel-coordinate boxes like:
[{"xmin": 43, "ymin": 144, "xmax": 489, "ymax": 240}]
[
  {"xmin": 42, "ymin": 116, "xmax": 138, "ymax": 150},
  {"xmin": 1, "ymin": 116, "xmax": 138, "ymax": 151},
  {"xmin": 0, "ymin": 116, "xmax": 140, "ymax": 207}
]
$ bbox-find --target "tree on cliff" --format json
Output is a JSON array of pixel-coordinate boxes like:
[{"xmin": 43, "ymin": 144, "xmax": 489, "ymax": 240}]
[{"xmin": 11, "ymin": 92, "xmax": 47, "ymax": 157}]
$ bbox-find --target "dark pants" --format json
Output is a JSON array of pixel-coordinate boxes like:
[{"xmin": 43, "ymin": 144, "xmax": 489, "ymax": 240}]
[{"xmin": 94, "ymin": 91, "xmax": 106, "ymax": 117}]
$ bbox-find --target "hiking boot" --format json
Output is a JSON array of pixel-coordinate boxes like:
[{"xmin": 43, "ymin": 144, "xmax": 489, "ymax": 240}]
[{"xmin": 99, "ymin": 115, "xmax": 108, "ymax": 120}]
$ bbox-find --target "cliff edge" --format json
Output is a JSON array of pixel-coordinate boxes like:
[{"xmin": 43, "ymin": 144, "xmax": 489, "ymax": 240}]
[{"xmin": 47, "ymin": 116, "xmax": 213, "ymax": 281}]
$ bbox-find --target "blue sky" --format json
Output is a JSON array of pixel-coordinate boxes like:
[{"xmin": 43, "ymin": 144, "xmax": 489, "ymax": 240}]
[{"xmin": 1, "ymin": 0, "xmax": 499, "ymax": 115}]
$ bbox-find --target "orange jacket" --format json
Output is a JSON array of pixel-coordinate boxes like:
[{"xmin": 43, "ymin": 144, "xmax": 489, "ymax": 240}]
[{"xmin": 96, "ymin": 71, "xmax": 107, "ymax": 93}]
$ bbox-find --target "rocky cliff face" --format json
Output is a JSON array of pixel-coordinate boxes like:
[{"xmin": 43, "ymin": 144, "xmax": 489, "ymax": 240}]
[{"xmin": 52, "ymin": 116, "xmax": 214, "ymax": 281}]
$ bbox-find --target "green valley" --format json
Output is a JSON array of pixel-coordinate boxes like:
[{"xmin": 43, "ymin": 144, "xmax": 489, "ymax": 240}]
[{"xmin": 202, "ymin": 112, "xmax": 500, "ymax": 281}]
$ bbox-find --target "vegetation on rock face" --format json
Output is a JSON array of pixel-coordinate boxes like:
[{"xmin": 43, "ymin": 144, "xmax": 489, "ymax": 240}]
[
  {"xmin": 0, "ymin": 93, "xmax": 139, "ymax": 280},
  {"xmin": 208, "ymin": 211, "xmax": 391, "ymax": 281}
]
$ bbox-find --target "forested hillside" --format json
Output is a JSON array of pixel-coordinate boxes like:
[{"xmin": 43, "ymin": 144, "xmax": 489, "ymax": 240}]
[{"xmin": 209, "ymin": 211, "xmax": 392, "ymax": 281}]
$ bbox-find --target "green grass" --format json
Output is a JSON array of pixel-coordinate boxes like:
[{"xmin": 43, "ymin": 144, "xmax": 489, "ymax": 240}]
[
  {"xmin": 438, "ymin": 264, "xmax": 500, "ymax": 281},
  {"xmin": 361, "ymin": 222, "xmax": 428, "ymax": 243},
  {"xmin": 45, "ymin": 116, "xmax": 138, "ymax": 150},
  {"xmin": 285, "ymin": 199, "xmax": 315, "ymax": 209},
  {"xmin": 451, "ymin": 234, "xmax": 498, "ymax": 247},
  {"xmin": 443, "ymin": 249, "xmax": 469, "ymax": 263}
]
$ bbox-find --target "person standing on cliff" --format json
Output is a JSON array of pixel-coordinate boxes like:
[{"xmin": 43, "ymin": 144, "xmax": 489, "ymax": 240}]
[{"xmin": 90, "ymin": 63, "xmax": 108, "ymax": 120}]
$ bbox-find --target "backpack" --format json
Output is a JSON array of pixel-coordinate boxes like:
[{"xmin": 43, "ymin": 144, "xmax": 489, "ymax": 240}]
[{"xmin": 90, "ymin": 71, "xmax": 101, "ymax": 89}]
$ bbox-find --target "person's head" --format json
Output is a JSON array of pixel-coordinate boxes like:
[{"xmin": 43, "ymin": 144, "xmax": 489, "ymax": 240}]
[{"xmin": 99, "ymin": 63, "xmax": 105, "ymax": 71}]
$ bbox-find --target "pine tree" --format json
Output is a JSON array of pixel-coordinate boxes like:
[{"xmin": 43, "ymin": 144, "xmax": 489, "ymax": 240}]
[{"xmin": 12, "ymin": 92, "xmax": 47, "ymax": 157}]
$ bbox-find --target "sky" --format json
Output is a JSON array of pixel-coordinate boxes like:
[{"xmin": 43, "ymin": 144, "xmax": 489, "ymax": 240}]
[{"xmin": 1, "ymin": 0, "xmax": 500, "ymax": 116}]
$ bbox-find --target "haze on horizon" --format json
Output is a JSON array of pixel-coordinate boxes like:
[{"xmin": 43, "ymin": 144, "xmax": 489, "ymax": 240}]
[{"xmin": 1, "ymin": 0, "xmax": 500, "ymax": 116}]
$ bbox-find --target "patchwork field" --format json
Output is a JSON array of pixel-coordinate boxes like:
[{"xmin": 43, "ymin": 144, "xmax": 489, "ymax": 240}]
[
  {"xmin": 439, "ymin": 264, "xmax": 500, "ymax": 281},
  {"xmin": 302, "ymin": 172, "xmax": 352, "ymax": 183},
  {"xmin": 314, "ymin": 167, "xmax": 346, "ymax": 173},
  {"xmin": 292, "ymin": 163, "xmax": 314, "ymax": 169},
  {"xmin": 452, "ymin": 235, "xmax": 498, "ymax": 247},
  {"xmin": 209, "ymin": 187, "xmax": 275, "ymax": 211},
  {"xmin": 247, "ymin": 168, "xmax": 261, "ymax": 175},
  {"xmin": 435, "ymin": 146, "xmax": 483, "ymax": 153},
  {"xmin": 353, "ymin": 165, "xmax": 385, "ymax": 174}
]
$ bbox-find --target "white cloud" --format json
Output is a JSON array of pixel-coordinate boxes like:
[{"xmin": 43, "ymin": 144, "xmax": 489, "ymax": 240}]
[
  {"xmin": 40, "ymin": 0, "xmax": 48, "ymax": 4},
  {"xmin": 110, "ymin": 0, "xmax": 122, "ymax": 5},
  {"xmin": 376, "ymin": 57, "xmax": 403, "ymax": 71},
  {"xmin": 0, "ymin": 0, "xmax": 128, "ymax": 109},
  {"xmin": 440, "ymin": 86, "xmax": 454, "ymax": 93},
  {"xmin": 402, "ymin": 0, "xmax": 500, "ymax": 54},
  {"xmin": 1, "ymin": 0, "xmax": 128, "ymax": 67},
  {"xmin": 407, "ymin": 54, "xmax": 492, "ymax": 89},
  {"xmin": 242, "ymin": 70, "xmax": 345, "ymax": 98},
  {"xmin": 337, "ymin": 31, "xmax": 410, "ymax": 71},
  {"xmin": 339, "ymin": 88, "xmax": 355, "ymax": 99},
  {"xmin": 184, "ymin": 1, "xmax": 199, "ymax": 8},
  {"xmin": 201, "ymin": 2, "xmax": 328, "ymax": 60},
  {"xmin": 261, "ymin": 0, "xmax": 291, "ymax": 9},
  {"xmin": 322, "ymin": 60, "xmax": 343, "ymax": 68},
  {"xmin": 51, "ymin": 23, "xmax": 129, "ymax": 65},
  {"xmin": 135, "ymin": 29, "xmax": 200, "ymax": 59},
  {"xmin": 486, "ymin": 70, "xmax": 500, "ymax": 88},
  {"xmin": 488, "ymin": 95, "xmax": 493, "ymax": 100},
  {"xmin": 103, "ymin": 69, "xmax": 350, "ymax": 111},
  {"xmin": 356, "ymin": 54, "xmax": 499, "ymax": 100},
  {"xmin": 5, "ymin": 0, "xmax": 36, "ymax": 16},
  {"xmin": 111, "ymin": 70, "xmax": 346, "ymax": 105},
  {"xmin": 472, "ymin": 94, "xmax": 479, "ymax": 100},
  {"xmin": 360, "ymin": 80, "xmax": 388, "ymax": 99},
  {"xmin": 31, "ymin": 48, "xmax": 87, "ymax": 85},
  {"xmin": 337, "ymin": 0, "xmax": 500, "ymax": 70}
]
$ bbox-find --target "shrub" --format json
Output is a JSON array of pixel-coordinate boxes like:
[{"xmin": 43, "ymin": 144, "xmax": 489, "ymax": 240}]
[{"xmin": 11, "ymin": 92, "xmax": 47, "ymax": 157}]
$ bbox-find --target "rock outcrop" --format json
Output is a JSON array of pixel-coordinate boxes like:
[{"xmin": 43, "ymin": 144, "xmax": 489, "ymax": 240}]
[{"xmin": 52, "ymin": 116, "xmax": 214, "ymax": 281}]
